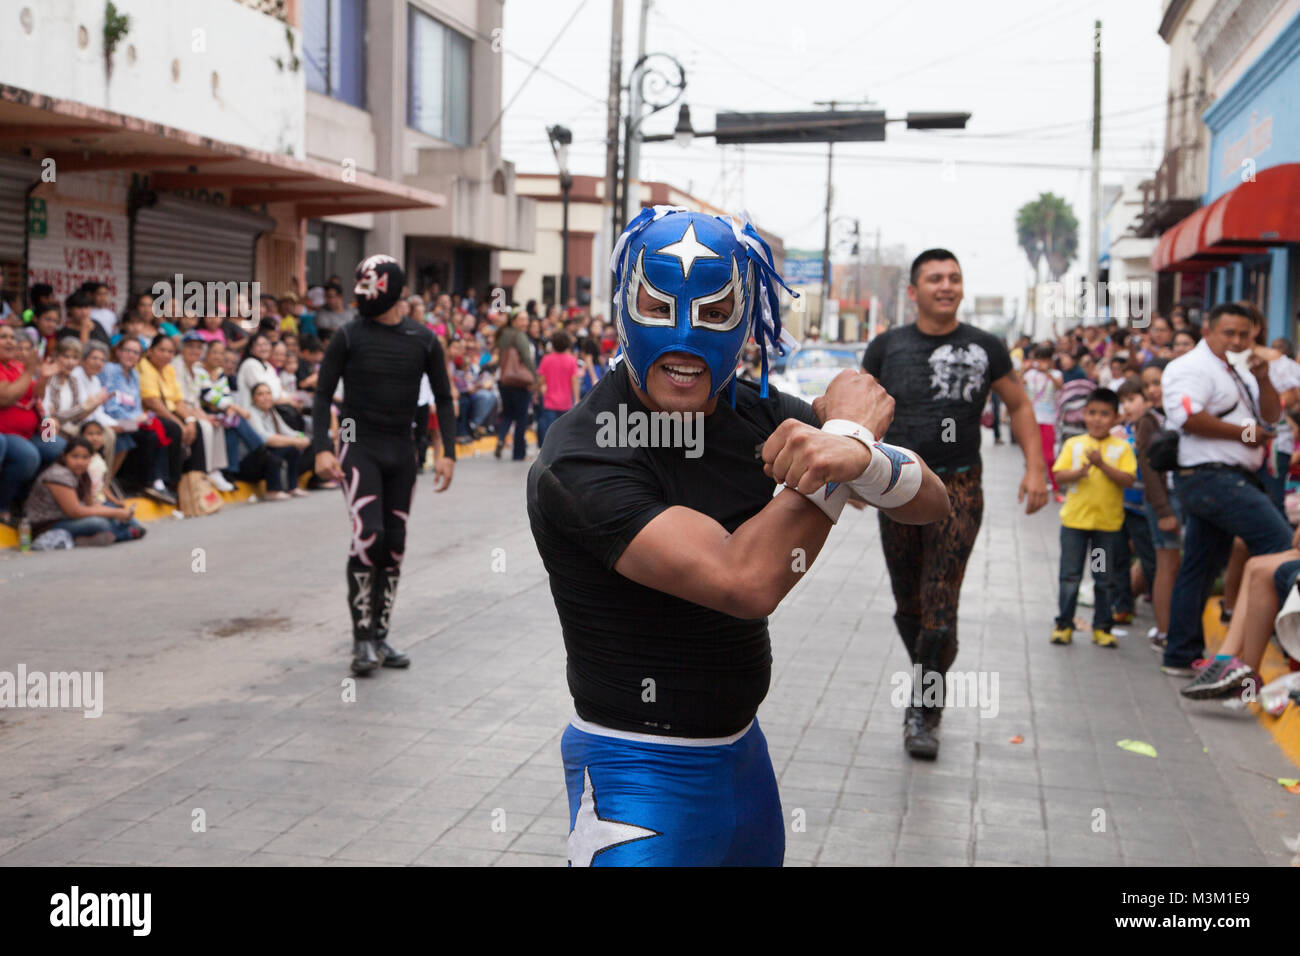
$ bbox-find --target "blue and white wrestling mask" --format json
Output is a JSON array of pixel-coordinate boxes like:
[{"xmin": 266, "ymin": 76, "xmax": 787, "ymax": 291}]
[{"xmin": 610, "ymin": 206, "xmax": 798, "ymax": 402}]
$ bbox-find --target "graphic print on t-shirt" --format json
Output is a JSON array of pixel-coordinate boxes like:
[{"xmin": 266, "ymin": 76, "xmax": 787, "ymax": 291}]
[{"xmin": 927, "ymin": 343, "xmax": 989, "ymax": 403}]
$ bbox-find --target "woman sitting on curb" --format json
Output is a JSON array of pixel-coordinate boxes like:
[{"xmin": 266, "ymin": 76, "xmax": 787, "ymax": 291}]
[
  {"xmin": 22, "ymin": 438, "xmax": 145, "ymax": 546},
  {"xmin": 236, "ymin": 383, "xmax": 310, "ymax": 501}
]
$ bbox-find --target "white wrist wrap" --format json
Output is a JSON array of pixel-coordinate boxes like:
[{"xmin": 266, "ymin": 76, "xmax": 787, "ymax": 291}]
[
  {"xmin": 774, "ymin": 478, "xmax": 851, "ymax": 524},
  {"xmin": 822, "ymin": 419, "xmax": 924, "ymax": 509}
]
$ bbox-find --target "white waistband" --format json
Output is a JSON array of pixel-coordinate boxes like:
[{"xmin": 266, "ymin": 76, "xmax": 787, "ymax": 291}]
[{"xmin": 569, "ymin": 714, "xmax": 754, "ymax": 748}]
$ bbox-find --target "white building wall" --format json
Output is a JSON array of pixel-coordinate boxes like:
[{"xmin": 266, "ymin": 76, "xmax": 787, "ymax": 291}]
[{"xmin": 0, "ymin": 0, "xmax": 305, "ymax": 156}]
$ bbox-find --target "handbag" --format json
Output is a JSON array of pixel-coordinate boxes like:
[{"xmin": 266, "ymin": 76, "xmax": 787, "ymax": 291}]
[
  {"xmin": 500, "ymin": 340, "xmax": 535, "ymax": 389},
  {"xmin": 178, "ymin": 471, "xmax": 223, "ymax": 517}
]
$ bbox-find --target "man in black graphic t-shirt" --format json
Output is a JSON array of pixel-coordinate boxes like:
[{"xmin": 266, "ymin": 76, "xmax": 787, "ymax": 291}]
[{"xmin": 864, "ymin": 249, "xmax": 1048, "ymax": 760}]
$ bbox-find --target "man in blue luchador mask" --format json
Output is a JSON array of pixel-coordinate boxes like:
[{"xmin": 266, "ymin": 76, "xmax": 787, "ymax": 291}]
[{"xmin": 526, "ymin": 207, "xmax": 950, "ymax": 866}]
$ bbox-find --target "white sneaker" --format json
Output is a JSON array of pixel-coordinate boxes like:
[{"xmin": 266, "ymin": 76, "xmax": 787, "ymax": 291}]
[{"xmin": 208, "ymin": 471, "xmax": 235, "ymax": 493}]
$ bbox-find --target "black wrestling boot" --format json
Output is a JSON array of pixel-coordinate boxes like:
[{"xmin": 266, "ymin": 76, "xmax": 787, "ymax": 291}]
[
  {"xmin": 373, "ymin": 566, "xmax": 409, "ymax": 668},
  {"xmin": 904, "ymin": 628, "xmax": 959, "ymax": 761},
  {"xmin": 347, "ymin": 564, "xmax": 379, "ymax": 676},
  {"xmin": 903, "ymin": 706, "xmax": 941, "ymax": 760},
  {"xmin": 351, "ymin": 639, "xmax": 380, "ymax": 675}
]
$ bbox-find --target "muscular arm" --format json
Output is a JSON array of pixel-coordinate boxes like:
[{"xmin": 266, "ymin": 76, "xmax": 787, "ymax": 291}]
[
  {"xmin": 614, "ymin": 492, "xmax": 833, "ymax": 621},
  {"xmin": 991, "ymin": 371, "xmax": 1049, "ymax": 513}
]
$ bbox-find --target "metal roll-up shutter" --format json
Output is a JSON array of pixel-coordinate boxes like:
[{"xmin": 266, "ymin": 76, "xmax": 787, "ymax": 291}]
[
  {"xmin": 0, "ymin": 155, "xmax": 40, "ymax": 261},
  {"xmin": 131, "ymin": 193, "xmax": 275, "ymax": 296}
]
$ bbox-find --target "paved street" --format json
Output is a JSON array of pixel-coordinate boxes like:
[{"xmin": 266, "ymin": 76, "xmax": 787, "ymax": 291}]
[{"xmin": 2, "ymin": 436, "xmax": 1297, "ymax": 867}]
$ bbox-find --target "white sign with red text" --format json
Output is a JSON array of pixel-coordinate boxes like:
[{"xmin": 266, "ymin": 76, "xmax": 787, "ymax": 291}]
[{"xmin": 27, "ymin": 200, "xmax": 128, "ymax": 315}]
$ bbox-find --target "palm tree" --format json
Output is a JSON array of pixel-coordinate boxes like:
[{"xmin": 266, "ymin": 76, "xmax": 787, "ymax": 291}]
[{"xmin": 1016, "ymin": 193, "xmax": 1079, "ymax": 282}]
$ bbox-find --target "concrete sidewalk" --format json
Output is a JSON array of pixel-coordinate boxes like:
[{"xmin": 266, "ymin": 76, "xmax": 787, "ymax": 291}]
[{"xmin": 0, "ymin": 435, "xmax": 1296, "ymax": 866}]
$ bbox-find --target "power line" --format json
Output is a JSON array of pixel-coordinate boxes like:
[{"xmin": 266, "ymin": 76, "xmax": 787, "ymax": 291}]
[{"xmin": 481, "ymin": 0, "xmax": 591, "ymax": 146}]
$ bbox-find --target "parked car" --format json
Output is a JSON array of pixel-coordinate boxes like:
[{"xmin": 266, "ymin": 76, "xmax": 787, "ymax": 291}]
[{"xmin": 769, "ymin": 342, "xmax": 868, "ymax": 404}]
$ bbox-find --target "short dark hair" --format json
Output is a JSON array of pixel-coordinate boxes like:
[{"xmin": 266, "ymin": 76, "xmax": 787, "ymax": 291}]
[
  {"xmin": 1030, "ymin": 344, "xmax": 1053, "ymax": 360},
  {"xmin": 1173, "ymin": 327, "xmax": 1198, "ymax": 343},
  {"xmin": 325, "ymin": 282, "xmax": 343, "ymax": 296},
  {"xmin": 1115, "ymin": 379, "xmax": 1145, "ymax": 402},
  {"xmin": 34, "ymin": 302, "xmax": 60, "ymax": 321},
  {"xmin": 1206, "ymin": 302, "xmax": 1254, "ymax": 326},
  {"xmin": 65, "ymin": 290, "xmax": 91, "ymax": 311},
  {"xmin": 299, "ymin": 334, "xmax": 322, "ymax": 353},
  {"xmin": 1086, "ymin": 387, "xmax": 1120, "ymax": 412},
  {"xmin": 909, "ymin": 248, "xmax": 960, "ymax": 286},
  {"xmin": 550, "ymin": 330, "xmax": 571, "ymax": 352},
  {"xmin": 29, "ymin": 282, "xmax": 53, "ymax": 303}
]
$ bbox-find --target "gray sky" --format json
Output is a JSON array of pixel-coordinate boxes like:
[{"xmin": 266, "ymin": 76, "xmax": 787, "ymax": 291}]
[{"xmin": 499, "ymin": 0, "xmax": 1169, "ymax": 309}]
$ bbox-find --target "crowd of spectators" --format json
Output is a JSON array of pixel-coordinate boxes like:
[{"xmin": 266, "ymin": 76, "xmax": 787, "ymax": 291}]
[
  {"xmin": 0, "ymin": 273, "xmax": 617, "ymax": 548},
  {"xmin": 1004, "ymin": 302, "xmax": 1300, "ymax": 707}
]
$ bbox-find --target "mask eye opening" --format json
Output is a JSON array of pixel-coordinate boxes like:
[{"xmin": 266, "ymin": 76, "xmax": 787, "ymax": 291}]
[{"xmin": 627, "ymin": 247, "xmax": 676, "ymax": 328}]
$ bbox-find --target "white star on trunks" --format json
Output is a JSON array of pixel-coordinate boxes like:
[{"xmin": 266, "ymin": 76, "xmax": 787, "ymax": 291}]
[
  {"xmin": 655, "ymin": 221, "xmax": 720, "ymax": 279},
  {"xmin": 568, "ymin": 766, "xmax": 659, "ymax": 866}
]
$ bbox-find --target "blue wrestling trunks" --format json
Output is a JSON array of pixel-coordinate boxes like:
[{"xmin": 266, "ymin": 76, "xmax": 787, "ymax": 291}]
[{"xmin": 562, "ymin": 716, "xmax": 785, "ymax": 867}]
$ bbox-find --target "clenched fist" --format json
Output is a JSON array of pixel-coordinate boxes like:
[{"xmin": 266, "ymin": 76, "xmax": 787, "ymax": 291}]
[
  {"xmin": 762, "ymin": 419, "xmax": 872, "ymax": 495},
  {"xmin": 811, "ymin": 369, "xmax": 895, "ymax": 438}
]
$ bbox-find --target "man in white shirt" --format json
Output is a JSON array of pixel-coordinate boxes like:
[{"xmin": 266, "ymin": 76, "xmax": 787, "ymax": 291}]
[{"xmin": 1160, "ymin": 302, "xmax": 1292, "ymax": 675}]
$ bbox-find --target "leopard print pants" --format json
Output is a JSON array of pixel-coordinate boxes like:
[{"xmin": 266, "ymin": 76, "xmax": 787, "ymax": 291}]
[{"xmin": 877, "ymin": 467, "xmax": 984, "ymax": 641}]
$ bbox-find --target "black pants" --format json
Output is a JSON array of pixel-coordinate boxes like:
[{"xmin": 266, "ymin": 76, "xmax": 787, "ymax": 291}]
[
  {"xmin": 338, "ymin": 435, "xmax": 418, "ymax": 643},
  {"xmin": 236, "ymin": 444, "xmax": 302, "ymax": 491},
  {"xmin": 497, "ymin": 385, "xmax": 531, "ymax": 460},
  {"xmin": 126, "ymin": 419, "xmax": 205, "ymax": 486},
  {"xmin": 879, "ymin": 468, "xmax": 983, "ymax": 711}
]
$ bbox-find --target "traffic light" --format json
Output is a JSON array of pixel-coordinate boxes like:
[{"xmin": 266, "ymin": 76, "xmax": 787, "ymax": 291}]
[{"xmin": 576, "ymin": 276, "xmax": 591, "ymax": 307}]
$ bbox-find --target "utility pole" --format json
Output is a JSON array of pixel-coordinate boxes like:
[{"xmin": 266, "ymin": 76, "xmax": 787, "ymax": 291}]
[
  {"xmin": 1087, "ymin": 19, "xmax": 1102, "ymax": 323},
  {"xmin": 871, "ymin": 225, "xmax": 881, "ymax": 335},
  {"xmin": 623, "ymin": 0, "xmax": 651, "ymax": 231},
  {"xmin": 605, "ymin": 0, "xmax": 623, "ymax": 245},
  {"xmin": 817, "ymin": 101, "xmax": 837, "ymax": 338}
]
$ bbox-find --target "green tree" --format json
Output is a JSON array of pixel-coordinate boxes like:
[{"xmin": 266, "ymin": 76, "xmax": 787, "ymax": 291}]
[{"xmin": 1016, "ymin": 193, "xmax": 1078, "ymax": 281}]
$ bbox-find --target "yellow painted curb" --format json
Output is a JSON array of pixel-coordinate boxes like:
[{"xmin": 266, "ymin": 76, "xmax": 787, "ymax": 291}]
[
  {"xmin": 1202, "ymin": 597, "xmax": 1300, "ymax": 769},
  {"xmin": 3, "ymin": 430, "xmax": 538, "ymax": 549}
]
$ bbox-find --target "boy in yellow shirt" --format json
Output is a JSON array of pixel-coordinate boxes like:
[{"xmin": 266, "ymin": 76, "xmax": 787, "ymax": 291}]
[{"xmin": 1050, "ymin": 387, "xmax": 1137, "ymax": 647}]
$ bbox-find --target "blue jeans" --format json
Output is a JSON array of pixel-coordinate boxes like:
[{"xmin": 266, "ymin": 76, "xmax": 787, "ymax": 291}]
[
  {"xmin": 497, "ymin": 385, "xmax": 531, "ymax": 460},
  {"xmin": 1111, "ymin": 507, "xmax": 1156, "ymax": 615},
  {"xmin": 50, "ymin": 515, "xmax": 142, "ymax": 542},
  {"xmin": 223, "ymin": 416, "xmax": 264, "ymax": 470},
  {"xmin": 0, "ymin": 432, "xmax": 65, "ymax": 511},
  {"xmin": 1057, "ymin": 526, "xmax": 1121, "ymax": 631},
  {"xmin": 536, "ymin": 407, "xmax": 563, "ymax": 447},
  {"xmin": 1258, "ymin": 449, "xmax": 1290, "ymax": 515},
  {"xmin": 1167, "ymin": 467, "xmax": 1293, "ymax": 667}
]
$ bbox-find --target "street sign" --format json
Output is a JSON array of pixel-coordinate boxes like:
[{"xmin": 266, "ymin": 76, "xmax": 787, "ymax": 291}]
[
  {"xmin": 714, "ymin": 110, "xmax": 886, "ymax": 145},
  {"xmin": 784, "ymin": 253, "xmax": 823, "ymax": 285}
]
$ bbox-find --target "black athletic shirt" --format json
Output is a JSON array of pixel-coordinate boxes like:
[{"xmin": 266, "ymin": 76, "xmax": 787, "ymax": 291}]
[
  {"xmin": 862, "ymin": 322, "xmax": 1012, "ymax": 473},
  {"xmin": 527, "ymin": 362, "xmax": 819, "ymax": 738},
  {"xmin": 312, "ymin": 316, "xmax": 456, "ymax": 458}
]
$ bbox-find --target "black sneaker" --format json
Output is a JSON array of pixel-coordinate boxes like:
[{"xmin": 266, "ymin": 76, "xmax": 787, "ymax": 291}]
[
  {"xmin": 1180, "ymin": 656, "xmax": 1256, "ymax": 700},
  {"xmin": 144, "ymin": 484, "xmax": 178, "ymax": 507}
]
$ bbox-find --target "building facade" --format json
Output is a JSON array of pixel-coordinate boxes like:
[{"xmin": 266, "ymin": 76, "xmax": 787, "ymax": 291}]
[
  {"xmin": 303, "ymin": 0, "xmax": 534, "ymax": 297},
  {"xmin": 1150, "ymin": 0, "xmax": 1300, "ymax": 342},
  {"xmin": 0, "ymin": 0, "xmax": 444, "ymax": 316}
]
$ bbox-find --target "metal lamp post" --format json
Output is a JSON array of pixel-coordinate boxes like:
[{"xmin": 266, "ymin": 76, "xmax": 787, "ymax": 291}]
[
  {"xmin": 548, "ymin": 124, "xmax": 573, "ymax": 306},
  {"xmin": 616, "ymin": 52, "xmax": 688, "ymax": 238}
]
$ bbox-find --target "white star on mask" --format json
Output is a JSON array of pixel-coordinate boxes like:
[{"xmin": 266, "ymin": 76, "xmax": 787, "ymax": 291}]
[
  {"xmin": 655, "ymin": 222, "xmax": 720, "ymax": 279},
  {"xmin": 568, "ymin": 766, "xmax": 659, "ymax": 866}
]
